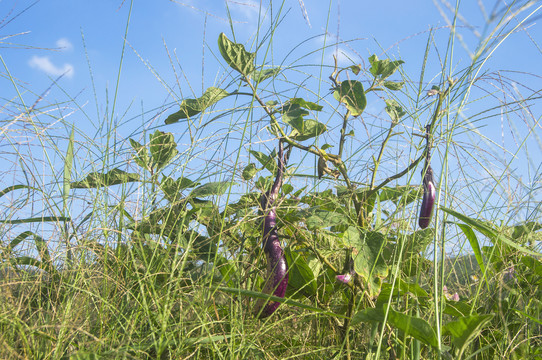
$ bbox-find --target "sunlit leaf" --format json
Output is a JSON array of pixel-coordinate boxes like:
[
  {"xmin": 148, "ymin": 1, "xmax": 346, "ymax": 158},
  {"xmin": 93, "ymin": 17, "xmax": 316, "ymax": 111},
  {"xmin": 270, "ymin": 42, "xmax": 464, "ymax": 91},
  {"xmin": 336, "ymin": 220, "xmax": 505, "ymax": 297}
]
[
  {"xmin": 217, "ymin": 32, "xmax": 256, "ymax": 76},
  {"xmin": 368, "ymin": 54, "xmax": 404, "ymax": 79},
  {"xmin": 150, "ymin": 130, "xmax": 178, "ymax": 171},
  {"xmin": 249, "ymin": 149, "xmax": 277, "ymax": 174},
  {"xmin": 165, "ymin": 87, "xmax": 229, "ymax": 124},
  {"xmin": 71, "ymin": 168, "xmax": 140, "ymax": 188},
  {"xmin": 384, "ymin": 99, "xmax": 406, "ymax": 123},
  {"xmin": 189, "ymin": 181, "xmax": 234, "ymax": 198},
  {"xmin": 242, "ymin": 163, "xmax": 259, "ymax": 180},
  {"xmin": 384, "ymin": 80, "xmax": 405, "ymax": 90},
  {"xmin": 333, "ymin": 80, "xmax": 366, "ymax": 116},
  {"xmin": 251, "ymin": 66, "xmax": 281, "ymax": 84},
  {"xmin": 129, "ymin": 138, "xmax": 151, "ymax": 171}
]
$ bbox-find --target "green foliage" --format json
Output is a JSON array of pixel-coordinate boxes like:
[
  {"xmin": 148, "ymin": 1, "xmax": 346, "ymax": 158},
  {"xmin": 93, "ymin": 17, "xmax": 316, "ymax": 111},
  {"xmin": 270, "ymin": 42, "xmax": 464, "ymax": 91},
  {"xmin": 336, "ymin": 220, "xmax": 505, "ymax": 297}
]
[{"xmin": 2, "ymin": 10, "xmax": 541, "ymax": 359}]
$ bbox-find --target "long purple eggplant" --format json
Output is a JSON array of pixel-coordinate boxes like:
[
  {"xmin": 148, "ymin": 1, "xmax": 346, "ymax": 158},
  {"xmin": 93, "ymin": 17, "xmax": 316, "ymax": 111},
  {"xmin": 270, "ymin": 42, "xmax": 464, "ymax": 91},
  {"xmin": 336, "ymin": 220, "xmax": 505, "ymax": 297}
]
[
  {"xmin": 253, "ymin": 141, "xmax": 289, "ymax": 318},
  {"xmin": 418, "ymin": 163, "xmax": 435, "ymax": 229}
]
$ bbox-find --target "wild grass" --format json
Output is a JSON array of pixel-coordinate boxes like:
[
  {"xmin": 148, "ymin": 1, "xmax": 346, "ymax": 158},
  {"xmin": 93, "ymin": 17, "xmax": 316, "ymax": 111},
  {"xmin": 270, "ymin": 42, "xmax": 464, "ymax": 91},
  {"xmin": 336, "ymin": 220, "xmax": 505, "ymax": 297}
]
[{"xmin": 0, "ymin": 0, "xmax": 541, "ymax": 359}]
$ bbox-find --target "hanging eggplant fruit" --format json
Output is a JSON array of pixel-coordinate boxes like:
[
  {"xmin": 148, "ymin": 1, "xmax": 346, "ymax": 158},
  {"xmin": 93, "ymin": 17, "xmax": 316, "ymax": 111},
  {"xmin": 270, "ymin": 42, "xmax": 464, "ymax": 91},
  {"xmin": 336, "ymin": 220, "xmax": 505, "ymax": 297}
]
[
  {"xmin": 254, "ymin": 140, "xmax": 290, "ymax": 318},
  {"xmin": 419, "ymin": 125, "xmax": 436, "ymax": 229}
]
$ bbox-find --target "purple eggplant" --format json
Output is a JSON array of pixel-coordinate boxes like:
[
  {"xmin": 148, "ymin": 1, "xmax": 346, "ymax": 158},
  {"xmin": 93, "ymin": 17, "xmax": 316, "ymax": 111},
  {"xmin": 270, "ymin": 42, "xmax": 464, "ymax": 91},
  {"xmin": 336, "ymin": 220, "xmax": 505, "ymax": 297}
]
[
  {"xmin": 253, "ymin": 141, "xmax": 289, "ymax": 318},
  {"xmin": 418, "ymin": 165, "xmax": 435, "ymax": 229}
]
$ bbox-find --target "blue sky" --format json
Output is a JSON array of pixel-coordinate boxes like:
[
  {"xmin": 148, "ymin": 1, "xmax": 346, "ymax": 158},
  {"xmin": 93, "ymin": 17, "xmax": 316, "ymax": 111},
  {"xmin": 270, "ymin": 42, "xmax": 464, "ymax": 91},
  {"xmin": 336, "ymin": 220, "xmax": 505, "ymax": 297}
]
[{"xmin": 1, "ymin": 0, "xmax": 541, "ymax": 233}]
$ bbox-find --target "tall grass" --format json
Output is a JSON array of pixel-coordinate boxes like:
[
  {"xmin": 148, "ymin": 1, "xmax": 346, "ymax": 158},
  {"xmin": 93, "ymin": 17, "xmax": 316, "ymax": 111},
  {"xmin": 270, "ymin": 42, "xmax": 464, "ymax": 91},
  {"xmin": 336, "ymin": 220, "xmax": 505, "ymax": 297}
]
[{"xmin": 0, "ymin": 0, "xmax": 541, "ymax": 358}]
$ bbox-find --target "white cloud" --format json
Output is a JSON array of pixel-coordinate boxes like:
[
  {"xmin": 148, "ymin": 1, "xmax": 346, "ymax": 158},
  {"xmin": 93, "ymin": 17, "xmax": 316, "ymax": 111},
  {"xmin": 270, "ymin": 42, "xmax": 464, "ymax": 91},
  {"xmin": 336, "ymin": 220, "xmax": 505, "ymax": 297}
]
[
  {"xmin": 56, "ymin": 38, "xmax": 73, "ymax": 51},
  {"xmin": 28, "ymin": 56, "xmax": 74, "ymax": 78}
]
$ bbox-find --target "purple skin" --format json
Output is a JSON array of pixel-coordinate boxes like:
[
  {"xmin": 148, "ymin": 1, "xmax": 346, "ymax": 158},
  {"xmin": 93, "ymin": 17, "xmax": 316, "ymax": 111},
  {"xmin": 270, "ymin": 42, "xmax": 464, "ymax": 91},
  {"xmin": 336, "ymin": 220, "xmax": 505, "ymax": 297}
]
[
  {"xmin": 418, "ymin": 165, "xmax": 435, "ymax": 229},
  {"xmin": 254, "ymin": 142, "xmax": 289, "ymax": 318}
]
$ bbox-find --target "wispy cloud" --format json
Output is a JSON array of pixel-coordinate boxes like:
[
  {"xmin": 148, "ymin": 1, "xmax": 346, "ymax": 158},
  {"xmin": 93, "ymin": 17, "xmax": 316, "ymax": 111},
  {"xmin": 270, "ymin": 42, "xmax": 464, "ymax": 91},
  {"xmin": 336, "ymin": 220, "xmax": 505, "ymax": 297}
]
[
  {"xmin": 28, "ymin": 56, "xmax": 74, "ymax": 78},
  {"xmin": 56, "ymin": 38, "xmax": 73, "ymax": 51}
]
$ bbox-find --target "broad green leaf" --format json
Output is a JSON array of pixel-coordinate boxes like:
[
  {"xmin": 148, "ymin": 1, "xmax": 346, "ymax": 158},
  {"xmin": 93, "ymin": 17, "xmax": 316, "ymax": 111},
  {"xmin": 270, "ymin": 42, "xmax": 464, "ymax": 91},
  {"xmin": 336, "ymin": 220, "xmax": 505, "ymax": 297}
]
[
  {"xmin": 251, "ymin": 66, "xmax": 281, "ymax": 84},
  {"xmin": 217, "ymin": 33, "xmax": 256, "ymax": 76},
  {"xmin": 165, "ymin": 87, "xmax": 229, "ymax": 124},
  {"xmin": 288, "ymin": 118, "xmax": 327, "ymax": 141},
  {"xmin": 249, "ymin": 149, "xmax": 277, "ymax": 174},
  {"xmin": 441, "ymin": 207, "xmax": 541, "ymax": 257},
  {"xmin": 352, "ymin": 303, "xmax": 439, "ymax": 348},
  {"xmin": 333, "ymin": 80, "xmax": 366, "ymax": 116},
  {"xmin": 242, "ymin": 163, "xmax": 258, "ymax": 180},
  {"xmin": 511, "ymin": 221, "xmax": 541, "ymax": 239},
  {"xmin": 129, "ymin": 138, "xmax": 151, "ymax": 171},
  {"xmin": 189, "ymin": 181, "xmax": 234, "ymax": 198},
  {"xmin": 521, "ymin": 256, "xmax": 542, "ymax": 277},
  {"xmin": 305, "ymin": 210, "xmax": 348, "ymax": 230},
  {"xmin": 71, "ymin": 168, "xmax": 140, "ymax": 188},
  {"xmin": 384, "ymin": 80, "xmax": 405, "ymax": 90},
  {"xmin": 150, "ymin": 130, "xmax": 178, "ymax": 170},
  {"xmin": 350, "ymin": 229, "xmax": 389, "ymax": 296},
  {"xmin": 286, "ymin": 98, "xmax": 324, "ymax": 111},
  {"xmin": 384, "ymin": 99, "xmax": 406, "ymax": 123},
  {"xmin": 285, "ymin": 248, "xmax": 317, "ymax": 298},
  {"xmin": 368, "ymin": 54, "xmax": 404, "ymax": 79},
  {"xmin": 160, "ymin": 176, "xmax": 194, "ymax": 203},
  {"xmin": 378, "ymin": 185, "xmax": 418, "ymax": 205},
  {"xmin": 443, "ymin": 314, "xmax": 494, "ymax": 356}
]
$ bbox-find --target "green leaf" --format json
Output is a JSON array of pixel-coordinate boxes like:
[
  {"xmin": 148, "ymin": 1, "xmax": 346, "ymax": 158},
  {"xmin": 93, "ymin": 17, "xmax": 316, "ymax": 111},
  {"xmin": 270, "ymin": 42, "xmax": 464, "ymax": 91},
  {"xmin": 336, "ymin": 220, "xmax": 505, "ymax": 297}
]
[
  {"xmin": 242, "ymin": 163, "xmax": 258, "ymax": 180},
  {"xmin": 443, "ymin": 314, "xmax": 494, "ymax": 355},
  {"xmin": 71, "ymin": 168, "xmax": 140, "ymax": 189},
  {"xmin": 0, "ymin": 185, "xmax": 38, "ymax": 198},
  {"xmin": 288, "ymin": 118, "xmax": 327, "ymax": 141},
  {"xmin": 384, "ymin": 99, "xmax": 406, "ymax": 123},
  {"xmin": 149, "ymin": 130, "xmax": 178, "ymax": 171},
  {"xmin": 160, "ymin": 176, "xmax": 195, "ymax": 203},
  {"xmin": 286, "ymin": 98, "xmax": 324, "ymax": 111},
  {"xmin": 348, "ymin": 64, "xmax": 362, "ymax": 75},
  {"xmin": 378, "ymin": 185, "xmax": 418, "ymax": 205},
  {"xmin": 129, "ymin": 138, "xmax": 151, "ymax": 171},
  {"xmin": 333, "ymin": 80, "xmax": 366, "ymax": 116},
  {"xmin": 217, "ymin": 32, "xmax": 256, "ymax": 76},
  {"xmin": 321, "ymin": 144, "xmax": 333, "ymax": 151},
  {"xmin": 368, "ymin": 54, "xmax": 404, "ymax": 79},
  {"xmin": 349, "ymin": 229, "xmax": 389, "ymax": 296},
  {"xmin": 352, "ymin": 303, "xmax": 439, "ymax": 348},
  {"xmin": 454, "ymin": 223, "xmax": 488, "ymax": 289},
  {"xmin": 189, "ymin": 181, "xmax": 234, "ymax": 198},
  {"xmin": 383, "ymin": 80, "xmax": 405, "ymax": 90},
  {"xmin": 305, "ymin": 210, "xmax": 348, "ymax": 230},
  {"xmin": 441, "ymin": 207, "xmax": 541, "ymax": 257},
  {"xmin": 165, "ymin": 87, "xmax": 229, "ymax": 124},
  {"xmin": 285, "ymin": 248, "xmax": 317, "ymax": 298},
  {"xmin": 249, "ymin": 149, "xmax": 277, "ymax": 174},
  {"xmin": 251, "ymin": 67, "xmax": 281, "ymax": 84}
]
